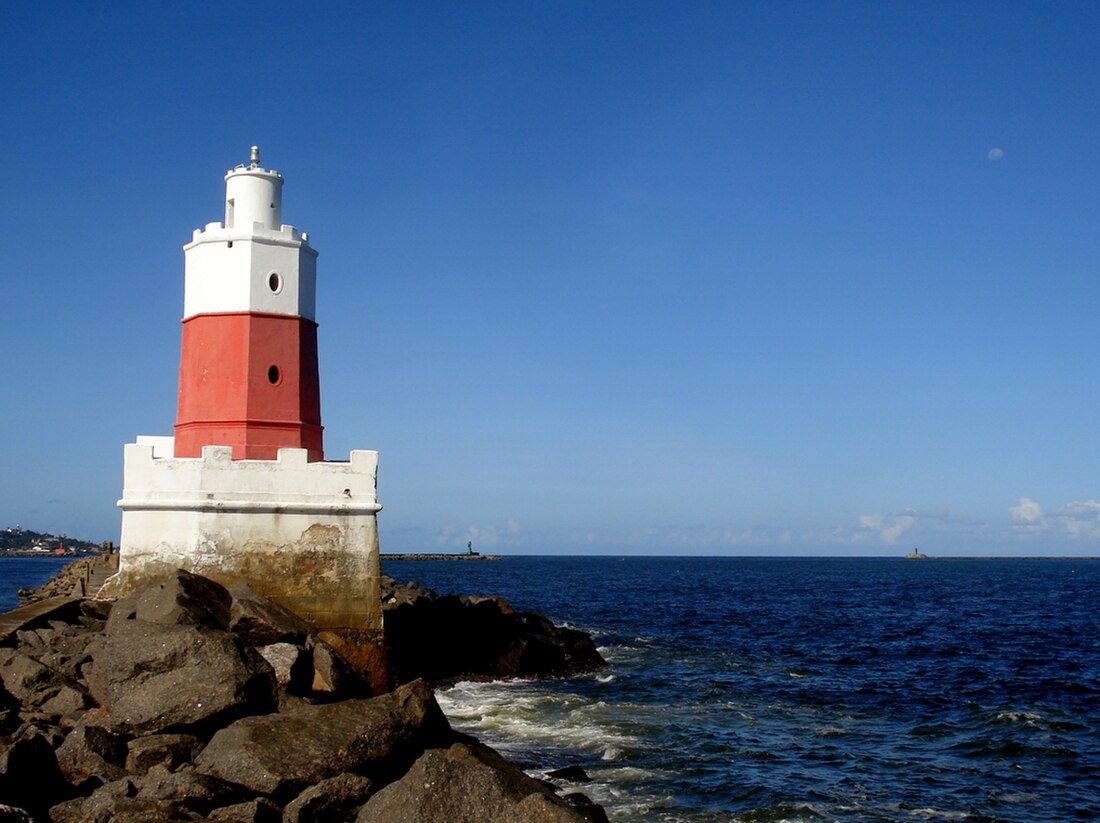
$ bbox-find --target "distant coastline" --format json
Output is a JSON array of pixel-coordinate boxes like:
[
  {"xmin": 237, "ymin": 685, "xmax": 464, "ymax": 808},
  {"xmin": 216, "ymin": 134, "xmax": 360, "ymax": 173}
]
[{"xmin": 0, "ymin": 550, "xmax": 101, "ymax": 559}]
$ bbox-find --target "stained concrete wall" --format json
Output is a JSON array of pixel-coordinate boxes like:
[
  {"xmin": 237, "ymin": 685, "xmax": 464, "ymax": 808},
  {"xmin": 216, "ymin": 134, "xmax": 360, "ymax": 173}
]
[{"xmin": 112, "ymin": 441, "xmax": 382, "ymax": 637}]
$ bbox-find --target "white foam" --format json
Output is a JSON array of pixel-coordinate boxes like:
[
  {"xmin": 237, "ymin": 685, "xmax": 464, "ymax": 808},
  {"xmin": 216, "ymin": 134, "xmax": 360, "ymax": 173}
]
[
  {"xmin": 907, "ymin": 809, "xmax": 970, "ymax": 820},
  {"xmin": 437, "ymin": 679, "xmax": 641, "ymax": 760},
  {"xmin": 995, "ymin": 710, "xmax": 1044, "ymax": 727}
]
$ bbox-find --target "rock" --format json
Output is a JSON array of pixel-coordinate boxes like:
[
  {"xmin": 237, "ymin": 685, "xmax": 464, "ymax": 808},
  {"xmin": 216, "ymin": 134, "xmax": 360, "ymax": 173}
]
[
  {"xmin": 383, "ymin": 592, "xmax": 605, "ymax": 686},
  {"xmin": 257, "ymin": 643, "xmax": 312, "ymax": 695},
  {"xmin": 461, "ymin": 594, "xmax": 515, "ymax": 615},
  {"xmin": 55, "ymin": 711, "xmax": 129, "ymax": 784},
  {"xmin": 0, "ymin": 804, "xmax": 33, "ymax": 822},
  {"xmin": 561, "ymin": 793, "xmax": 610, "ymax": 823},
  {"xmin": 14, "ymin": 629, "xmax": 48, "ymax": 651},
  {"xmin": 37, "ymin": 684, "xmax": 90, "ymax": 717},
  {"xmin": 196, "ymin": 680, "xmax": 450, "ymax": 797},
  {"xmin": 0, "ymin": 649, "xmax": 64, "ymax": 704},
  {"xmin": 0, "ymin": 732, "xmax": 72, "ymax": 816},
  {"xmin": 546, "ymin": 765, "xmax": 592, "ymax": 783},
  {"xmin": 310, "ymin": 639, "xmax": 371, "ymax": 699},
  {"xmin": 3, "ymin": 567, "xmax": 615, "ymax": 823},
  {"xmin": 47, "ymin": 774, "xmax": 201, "ymax": 822},
  {"xmin": 110, "ymin": 569, "xmax": 232, "ymax": 629},
  {"xmin": 0, "ymin": 683, "xmax": 20, "ymax": 736},
  {"xmin": 88, "ymin": 618, "xmax": 277, "ymax": 735},
  {"xmin": 206, "ymin": 798, "xmax": 281, "ymax": 822},
  {"xmin": 134, "ymin": 763, "xmax": 240, "ymax": 812},
  {"xmin": 497, "ymin": 793, "xmax": 607, "ymax": 823},
  {"xmin": 355, "ymin": 741, "xmax": 591, "ymax": 823},
  {"xmin": 227, "ymin": 583, "xmax": 313, "ymax": 646},
  {"xmin": 10, "ymin": 717, "xmax": 65, "ymax": 749},
  {"xmin": 125, "ymin": 733, "xmax": 203, "ymax": 773},
  {"xmin": 316, "ymin": 630, "xmax": 389, "ymax": 696},
  {"xmin": 379, "ymin": 575, "xmax": 438, "ymax": 607},
  {"xmin": 46, "ymin": 776, "xmax": 133, "ymax": 822},
  {"xmin": 80, "ymin": 598, "xmax": 113, "ymax": 623},
  {"xmin": 283, "ymin": 772, "xmax": 373, "ymax": 822}
]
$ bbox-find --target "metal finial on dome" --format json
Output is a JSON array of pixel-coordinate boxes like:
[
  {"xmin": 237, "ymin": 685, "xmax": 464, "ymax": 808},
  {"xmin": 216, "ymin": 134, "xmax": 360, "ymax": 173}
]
[{"xmin": 249, "ymin": 146, "xmax": 260, "ymax": 168}]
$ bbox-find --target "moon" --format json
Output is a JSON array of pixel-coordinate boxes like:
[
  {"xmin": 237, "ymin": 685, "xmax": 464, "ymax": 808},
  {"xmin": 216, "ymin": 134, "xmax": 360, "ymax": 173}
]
[{"xmin": 988, "ymin": 148, "xmax": 1005, "ymax": 160}]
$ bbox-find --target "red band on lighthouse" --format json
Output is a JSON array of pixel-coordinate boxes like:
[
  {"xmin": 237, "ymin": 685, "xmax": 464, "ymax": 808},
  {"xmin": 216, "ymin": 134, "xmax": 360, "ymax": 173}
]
[{"xmin": 172, "ymin": 148, "xmax": 324, "ymax": 461}]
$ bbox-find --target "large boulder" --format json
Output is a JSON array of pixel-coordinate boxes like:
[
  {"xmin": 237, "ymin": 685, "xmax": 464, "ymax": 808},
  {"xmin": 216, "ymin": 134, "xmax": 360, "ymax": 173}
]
[
  {"xmin": 195, "ymin": 680, "xmax": 450, "ymax": 798},
  {"xmin": 256, "ymin": 643, "xmax": 313, "ymax": 696},
  {"xmin": 310, "ymin": 637, "xmax": 373, "ymax": 699},
  {"xmin": 54, "ymin": 710, "xmax": 129, "ymax": 784},
  {"xmin": 87, "ymin": 618, "xmax": 277, "ymax": 735},
  {"xmin": 133, "ymin": 763, "xmax": 241, "ymax": 813},
  {"xmin": 125, "ymin": 733, "xmax": 203, "ymax": 773},
  {"xmin": 111, "ymin": 569, "xmax": 232, "ymax": 629},
  {"xmin": 227, "ymin": 583, "xmax": 313, "ymax": 647},
  {"xmin": 381, "ymin": 584, "xmax": 605, "ymax": 686},
  {"xmin": 0, "ymin": 649, "xmax": 64, "ymax": 704},
  {"xmin": 46, "ymin": 775, "xmax": 202, "ymax": 822},
  {"xmin": 283, "ymin": 772, "xmax": 373, "ymax": 822},
  {"xmin": 355, "ymin": 741, "xmax": 593, "ymax": 823}
]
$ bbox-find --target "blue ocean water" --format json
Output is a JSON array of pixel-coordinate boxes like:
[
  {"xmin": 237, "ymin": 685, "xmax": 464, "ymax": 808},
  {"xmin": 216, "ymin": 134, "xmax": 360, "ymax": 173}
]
[
  {"xmin": 0, "ymin": 556, "xmax": 74, "ymax": 612},
  {"xmin": 382, "ymin": 556, "xmax": 1100, "ymax": 823}
]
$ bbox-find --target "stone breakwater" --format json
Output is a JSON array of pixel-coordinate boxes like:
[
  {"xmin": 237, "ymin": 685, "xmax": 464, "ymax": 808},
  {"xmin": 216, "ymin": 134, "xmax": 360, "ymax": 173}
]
[
  {"xmin": 16, "ymin": 558, "xmax": 101, "ymax": 604},
  {"xmin": 0, "ymin": 569, "xmax": 609, "ymax": 822}
]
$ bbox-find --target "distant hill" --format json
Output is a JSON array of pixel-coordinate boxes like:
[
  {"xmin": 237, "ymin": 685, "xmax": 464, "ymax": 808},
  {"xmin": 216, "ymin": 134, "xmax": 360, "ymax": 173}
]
[{"xmin": 0, "ymin": 527, "xmax": 101, "ymax": 555}]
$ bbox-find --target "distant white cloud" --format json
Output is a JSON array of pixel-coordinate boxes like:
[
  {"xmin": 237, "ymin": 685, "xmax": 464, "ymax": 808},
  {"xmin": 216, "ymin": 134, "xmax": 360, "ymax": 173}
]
[
  {"xmin": 858, "ymin": 514, "xmax": 884, "ymax": 531},
  {"xmin": 882, "ymin": 515, "xmax": 916, "ymax": 543},
  {"xmin": 988, "ymin": 147, "xmax": 1005, "ymax": 160},
  {"xmin": 1053, "ymin": 499, "xmax": 1100, "ymax": 539},
  {"xmin": 1009, "ymin": 497, "xmax": 1043, "ymax": 523},
  {"xmin": 857, "ymin": 512, "xmax": 916, "ymax": 544},
  {"xmin": 1005, "ymin": 496, "xmax": 1100, "ymax": 542},
  {"xmin": 435, "ymin": 520, "xmax": 522, "ymax": 549}
]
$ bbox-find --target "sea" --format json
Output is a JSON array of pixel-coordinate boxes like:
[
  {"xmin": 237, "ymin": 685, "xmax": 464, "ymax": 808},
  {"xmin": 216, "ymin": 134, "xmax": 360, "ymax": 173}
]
[
  {"xmin": 0, "ymin": 556, "xmax": 74, "ymax": 612},
  {"xmin": 381, "ymin": 556, "xmax": 1100, "ymax": 823},
  {"xmin": 2, "ymin": 555, "xmax": 1097, "ymax": 822}
]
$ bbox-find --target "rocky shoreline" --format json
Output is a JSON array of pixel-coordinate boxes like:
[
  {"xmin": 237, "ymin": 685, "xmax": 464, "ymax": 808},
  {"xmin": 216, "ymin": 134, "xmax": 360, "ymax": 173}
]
[{"xmin": 0, "ymin": 569, "xmax": 609, "ymax": 821}]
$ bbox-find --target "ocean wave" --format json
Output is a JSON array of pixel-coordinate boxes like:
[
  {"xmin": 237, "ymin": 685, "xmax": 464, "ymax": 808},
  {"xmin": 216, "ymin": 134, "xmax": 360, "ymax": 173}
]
[
  {"xmin": 731, "ymin": 801, "xmax": 827, "ymax": 822},
  {"xmin": 437, "ymin": 679, "xmax": 642, "ymax": 762}
]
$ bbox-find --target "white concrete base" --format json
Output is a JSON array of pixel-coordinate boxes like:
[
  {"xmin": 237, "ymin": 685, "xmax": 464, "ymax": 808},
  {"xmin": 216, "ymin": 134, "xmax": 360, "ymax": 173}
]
[{"xmin": 111, "ymin": 439, "xmax": 382, "ymax": 636}]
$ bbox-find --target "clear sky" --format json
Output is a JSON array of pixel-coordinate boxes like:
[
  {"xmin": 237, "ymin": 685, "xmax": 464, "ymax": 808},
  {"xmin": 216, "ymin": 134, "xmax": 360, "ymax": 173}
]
[{"xmin": 2, "ymin": 2, "xmax": 1098, "ymax": 555}]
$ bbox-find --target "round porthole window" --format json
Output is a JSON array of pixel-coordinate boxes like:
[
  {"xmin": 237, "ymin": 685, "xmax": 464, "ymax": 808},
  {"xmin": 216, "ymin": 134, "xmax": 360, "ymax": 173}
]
[
  {"xmin": 268, "ymin": 365, "xmax": 281, "ymax": 385},
  {"xmin": 268, "ymin": 272, "xmax": 282, "ymax": 293}
]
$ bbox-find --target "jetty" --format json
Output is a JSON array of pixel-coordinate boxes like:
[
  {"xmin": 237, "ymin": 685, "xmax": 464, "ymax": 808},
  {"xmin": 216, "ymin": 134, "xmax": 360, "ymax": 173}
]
[
  {"xmin": 381, "ymin": 553, "xmax": 502, "ymax": 561},
  {"xmin": 0, "ymin": 551, "xmax": 119, "ymax": 642}
]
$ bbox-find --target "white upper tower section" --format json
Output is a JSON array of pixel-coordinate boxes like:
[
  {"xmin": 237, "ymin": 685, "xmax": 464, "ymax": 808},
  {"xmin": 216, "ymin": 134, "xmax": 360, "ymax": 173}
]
[
  {"xmin": 182, "ymin": 146, "xmax": 318, "ymax": 322},
  {"xmin": 225, "ymin": 146, "xmax": 283, "ymax": 230}
]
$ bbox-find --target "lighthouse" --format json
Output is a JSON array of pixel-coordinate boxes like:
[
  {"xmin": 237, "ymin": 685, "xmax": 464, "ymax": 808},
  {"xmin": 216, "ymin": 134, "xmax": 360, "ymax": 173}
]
[
  {"xmin": 111, "ymin": 148, "xmax": 382, "ymax": 647},
  {"xmin": 175, "ymin": 146, "xmax": 322, "ymax": 461}
]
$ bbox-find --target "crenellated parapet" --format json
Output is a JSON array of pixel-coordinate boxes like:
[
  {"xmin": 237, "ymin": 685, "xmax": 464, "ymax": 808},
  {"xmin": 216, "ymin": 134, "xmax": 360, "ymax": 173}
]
[
  {"xmin": 112, "ymin": 440, "xmax": 382, "ymax": 634},
  {"xmin": 119, "ymin": 444, "xmax": 379, "ymax": 512}
]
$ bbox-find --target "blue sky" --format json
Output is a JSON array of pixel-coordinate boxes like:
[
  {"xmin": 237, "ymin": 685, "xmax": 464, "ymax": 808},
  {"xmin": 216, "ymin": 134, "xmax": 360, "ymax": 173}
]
[{"xmin": 2, "ymin": 2, "xmax": 1098, "ymax": 554}]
